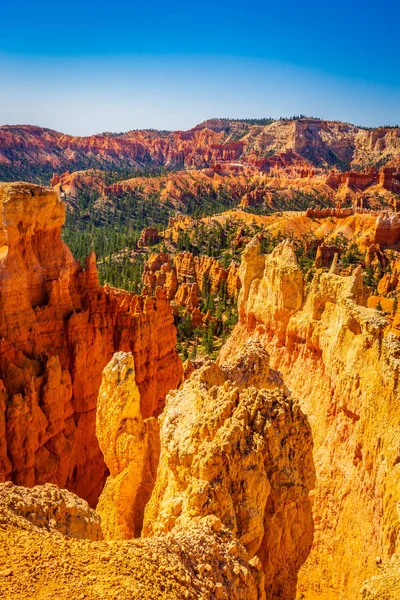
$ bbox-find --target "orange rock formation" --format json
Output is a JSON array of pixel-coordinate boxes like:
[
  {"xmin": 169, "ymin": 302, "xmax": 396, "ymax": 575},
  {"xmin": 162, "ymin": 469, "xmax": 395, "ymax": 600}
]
[
  {"xmin": 143, "ymin": 250, "xmax": 240, "ymax": 324},
  {"xmin": 94, "ymin": 342, "xmax": 314, "ymax": 599},
  {"xmin": 220, "ymin": 238, "xmax": 400, "ymax": 599},
  {"xmin": 0, "ymin": 481, "xmax": 103, "ymax": 541},
  {"xmin": 0, "ymin": 182, "xmax": 182, "ymax": 506},
  {"xmin": 143, "ymin": 343, "xmax": 315, "ymax": 599},
  {"xmin": 2, "ymin": 120, "xmax": 399, "ymax": 177},
  {"xmin": 0, "ymin": 483, "xmax": 266, "ymax": 599},
  {"xmin": 96, "ymin": 352, "xmax": 160, "ymax": 539}
]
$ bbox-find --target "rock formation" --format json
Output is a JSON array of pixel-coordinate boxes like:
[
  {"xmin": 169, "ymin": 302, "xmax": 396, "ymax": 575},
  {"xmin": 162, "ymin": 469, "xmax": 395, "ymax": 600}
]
[
  {"xmin": 96, "ymin": 352, "xmax": 160, "ymax": 539},
  {"xmin": 220, "ymin": 237, "xmax": 400, "ymax": 599},
  {"xmin": 361, "ymin": 557, "xmax": 400, "ymax": 599},
  {"xmin": 0, "ymin": 481, "xmax": 102, "ymax": 540},
  {"xmin": 140, "ymin": 340, "xmax": 314, "ymax": 599},
  {"xmin": 0, "ymin": 182, "xmax": 182, "ymax": 506},
  {"xmin": 2, "ymin": 120, "xmax": 399, "ymax": 183},
  {"xmin": 0, "ymin": 490, "xmax": 266, "ymax": 599},
  {"xmin": 143, "ymin": 250, "xmax": 240, "ymax": 326},
  {"xmin": 374, "ymin": 213, "xmax": 400, "ymax": 247},
  {"xmin": 174, "ymin": 252, "xmax": 241, "ymax": 298},
  {"xmin": 142, "ymin": 252, "xmax": 178, "ymax": 300},
  {"xmin": 0, "ymin": 340, "xmax": 315, "ymax": 599},
  {"xmin": 137, "ymin": 226, "xmax": 159, "ymax": 248}
]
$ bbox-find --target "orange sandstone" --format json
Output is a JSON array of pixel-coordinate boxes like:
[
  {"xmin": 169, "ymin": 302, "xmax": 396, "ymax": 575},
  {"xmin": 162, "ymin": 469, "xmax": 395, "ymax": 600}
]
[{"xmin": 0, "ymin": 182, "xmax": 182, "ymax": 506}]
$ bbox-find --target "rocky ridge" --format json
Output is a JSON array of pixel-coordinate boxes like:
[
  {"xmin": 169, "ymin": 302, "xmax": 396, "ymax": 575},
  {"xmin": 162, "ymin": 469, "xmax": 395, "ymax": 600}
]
[
  {"xmin": 0, "ymin": 342, "xmax": 315, "ymax": 600},
  {"xmin": 92, "ymin": 339, "xmax": 315, "ymax": 599},
  {"xmin": 2, "ymin": 120, "xmax": 400, "ymax": 181},
  {"xmin": 142, "ymin": 343, "xmax": 315, "ymax": 599}
]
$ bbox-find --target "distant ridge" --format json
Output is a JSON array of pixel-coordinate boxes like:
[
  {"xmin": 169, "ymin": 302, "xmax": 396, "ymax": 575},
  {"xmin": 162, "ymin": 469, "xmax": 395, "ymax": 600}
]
[{"xmin": 0, "ymin": 118, "xmax": 399, "ymax": 184}]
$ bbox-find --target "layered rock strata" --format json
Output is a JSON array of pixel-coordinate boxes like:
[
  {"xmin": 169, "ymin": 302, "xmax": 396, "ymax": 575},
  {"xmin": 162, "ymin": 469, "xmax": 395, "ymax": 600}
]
[
  {"xmin": 2, "ymin": 120, "xmax": 399, "ymax": 178},
  {"xmin": 0, "ymin": 182, "xmax": 182, "ymax": 506}
]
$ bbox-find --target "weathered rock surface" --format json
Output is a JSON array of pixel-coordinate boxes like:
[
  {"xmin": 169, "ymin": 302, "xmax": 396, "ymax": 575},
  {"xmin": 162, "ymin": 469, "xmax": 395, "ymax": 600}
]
[
  {"xmin": 360, "ymin": 557, "xmax": 400, "ymax": 599},
  {"xmin": 0, "ymin": 502, "xmax": 265, "ymax": 600},
  {"xmin": 2, "ymin": 120, "xmax": 399, "ymax": 180},
  {"xmin": 220, "ymin": 237, "xmax": 400, "ymax": 599},
  {"xmin": 96, "ymin": 352, "xmax": 160, "ymax": 539},
  {"xmin": 0, "ymin": 182, "xmax": 182, "ymax": 506},
  {"xmin": 142, "ymin": 342, "xmax": 315, "ymax": 599},
  {"xmin": 0, "ymin": 481, "xmax": 102, "ymax": 540},
  {"xmin": 143, "ymin": 250, "xmax": 240, "ymax": 326}
]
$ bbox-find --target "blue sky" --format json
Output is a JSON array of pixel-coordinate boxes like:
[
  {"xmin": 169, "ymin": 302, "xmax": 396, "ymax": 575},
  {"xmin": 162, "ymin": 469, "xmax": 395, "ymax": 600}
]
[{"xmin": 1, "ymin": 0, "xmax": 399, "ymax": 134}]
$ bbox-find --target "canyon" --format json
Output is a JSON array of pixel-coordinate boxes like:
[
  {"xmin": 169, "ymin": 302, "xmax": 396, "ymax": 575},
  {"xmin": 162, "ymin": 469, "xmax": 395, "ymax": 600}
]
[
  {"xmin": 0, "ymin": 116, "xmax": 400, "ymax": 599},
  {"xmin": 1, "ymin": 120, "xmax": 400, "ymax": 184}
]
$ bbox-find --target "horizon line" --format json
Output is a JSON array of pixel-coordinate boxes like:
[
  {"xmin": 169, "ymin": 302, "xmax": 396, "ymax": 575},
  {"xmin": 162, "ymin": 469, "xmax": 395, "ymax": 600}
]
[{"xmin": 1, "ymin": 115, "xmax": 400, "ymax": 138}]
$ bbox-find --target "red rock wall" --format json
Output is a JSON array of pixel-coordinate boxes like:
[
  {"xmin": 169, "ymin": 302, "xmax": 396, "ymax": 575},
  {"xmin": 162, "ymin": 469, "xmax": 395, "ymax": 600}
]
[{"xmin": 0, "ymin": 182, "xmax": 182, "ymax": 506}]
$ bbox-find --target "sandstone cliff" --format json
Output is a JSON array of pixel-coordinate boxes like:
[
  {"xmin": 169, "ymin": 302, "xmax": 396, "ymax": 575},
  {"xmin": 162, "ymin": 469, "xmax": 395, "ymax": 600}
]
[
  {"xmin": 220, "ymin": 238, "xmax": 400, "ymax": 599},
  {"xmin": 96, "ymin": 352, "xmax": 160, "ymax": 539},
  {"xmin": 143, "ymin": 345, "xmax": 315, "ymax": 600},
  {"xmin": 94, "ymin": 341, "xmax": 314, "ymax": 598},
  {"xmin": 0, "ymin": 182, "xmax": 182, "ymax": 506},
  {"xmin": 0, "ymin": 339, "xmax": 315, "ymax": 599}
]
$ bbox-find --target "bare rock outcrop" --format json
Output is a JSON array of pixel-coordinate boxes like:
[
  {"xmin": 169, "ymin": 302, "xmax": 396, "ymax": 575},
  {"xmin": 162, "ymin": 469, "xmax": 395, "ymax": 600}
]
[
  {"xmin": 0, "ymin": 481, "xmax": 102, "ymax": 540},
  {"xmin": 220, "ymin": 237, "xmax": 400, "ymax": 599},
  {"xmin": 0, "ymin": 340, "xmax": 315, "ymax": 599},
  {"xmin": 142, "ymin": 343, "xmax": 315, "ymax": 600},
  {"xmin": 0, "ymin": 507, "xmax": 265, "ymax": 600},
  {"xmin": 0, "ymin": 182, "xmax": 182, "ymax": 506},
  {"xmin": 361, "ymin": 557, "xmax": 400, "ymax": 599},
  {"xmin": 143, "ymin": 250, "xmax": 240, "ymax": 326},
  {"xmin": 96, "ymin": 352, "xmax": 160, "ymax": 539}
]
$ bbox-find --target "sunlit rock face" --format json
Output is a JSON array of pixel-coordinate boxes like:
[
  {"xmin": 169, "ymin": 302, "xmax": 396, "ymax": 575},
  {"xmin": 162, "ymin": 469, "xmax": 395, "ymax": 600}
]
[
  {"xmin": 0, "ymin": 182, "xmax": 182, "ymax": 506},
  {"xmin": 95, "ymin": 339, "xmax": 314, "ymax": 599},
  {"xmin": 96, "ymin": 352, "xmax": 160, "ymax": 540},
  {"xmin": 220, "ymin": 236, "xmax": 400, "ymax": 599}
]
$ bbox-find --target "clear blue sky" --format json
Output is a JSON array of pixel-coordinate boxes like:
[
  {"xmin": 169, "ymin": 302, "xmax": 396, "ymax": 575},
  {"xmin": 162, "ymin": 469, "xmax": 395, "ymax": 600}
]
[{"xmin": 1, "ymin": 0, "xmax": 399, "ymax": 134}]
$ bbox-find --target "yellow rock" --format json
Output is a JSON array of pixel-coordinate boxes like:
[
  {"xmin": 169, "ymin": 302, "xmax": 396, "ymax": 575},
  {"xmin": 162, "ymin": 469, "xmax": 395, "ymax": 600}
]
[
  {"xmin": 143, "ymin": 342, "xmax": 315, "ymax": 600},
  {"xmin": 221, "ymin": 237, "xmax": 400, "ymax": 599},
  {"xmin": 96, "ymin": 352, "xmax": 160, "ymax": 539}
]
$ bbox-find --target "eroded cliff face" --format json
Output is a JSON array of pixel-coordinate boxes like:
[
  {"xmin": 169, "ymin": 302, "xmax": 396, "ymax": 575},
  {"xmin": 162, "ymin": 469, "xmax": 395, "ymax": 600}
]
[
  {"xmin": 94, "ymin": 341, "xmax": 315, "ymax": 599},
  {"xmin": 142, "ymin": 250, "xmax": 240, "ymax": 328},
  {"xmin": 0, "ymin": 182, "xmax": 182, "ymax": 506},
  {"xmin": 143, "ymin": 344, "xmax": 315, "ymax": 600},
  {"xmin": 220, "ymin": 238, "xmax": 400, "ymax": 599},
  {"xmin": 2, "ymin": 121, "xmax": 399, "ymax": 186},
  {"xmin": 0, "ymin": 482, "xmax": 266, "ymax": 600}
]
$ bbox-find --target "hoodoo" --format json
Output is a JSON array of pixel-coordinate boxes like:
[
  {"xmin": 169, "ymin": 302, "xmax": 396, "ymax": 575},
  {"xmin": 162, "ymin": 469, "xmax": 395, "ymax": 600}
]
[{"xmin": 1, "ymin": 116, "xmax": 400, "ymax": 599}]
